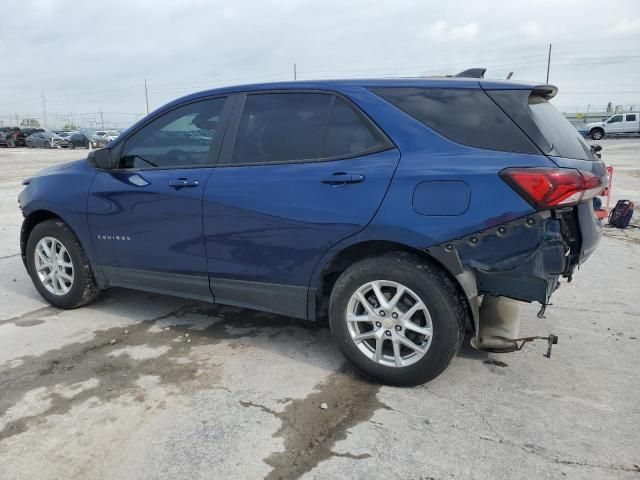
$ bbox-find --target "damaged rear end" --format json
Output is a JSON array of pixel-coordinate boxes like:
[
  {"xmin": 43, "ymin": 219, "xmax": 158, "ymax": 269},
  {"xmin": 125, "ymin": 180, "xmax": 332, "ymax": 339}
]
[{"xmin": 431, "ymin": 84, "xmax": 607, "ymax": 353}]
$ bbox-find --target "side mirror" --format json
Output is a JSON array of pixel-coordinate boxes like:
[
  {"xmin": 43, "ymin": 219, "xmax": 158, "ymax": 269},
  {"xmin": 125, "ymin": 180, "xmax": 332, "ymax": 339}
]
[
  {"xmin": 591, "ymin": 144, "xmax": 602, "ymax": 159},
  {"xmin": 88, "ymin": 148, "xmax": 113, "ymax": 170}
]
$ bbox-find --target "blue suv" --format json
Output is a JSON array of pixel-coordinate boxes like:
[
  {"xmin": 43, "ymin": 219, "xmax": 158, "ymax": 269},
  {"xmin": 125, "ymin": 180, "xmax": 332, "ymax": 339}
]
[{"xmin": 19, "ymin": 74, "xmax": 606, "ymax": 385}]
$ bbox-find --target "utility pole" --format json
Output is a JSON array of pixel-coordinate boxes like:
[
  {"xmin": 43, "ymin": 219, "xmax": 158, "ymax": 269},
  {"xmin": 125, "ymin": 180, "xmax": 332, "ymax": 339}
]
[
  {"xmin": 41, "ymin": 91, "xmax": 47, "ymax": 128},
  {"xmin": 144, "ymin": 79, "xmax": 150, "ymax": 114},
  {"xmin": 99, "ymin": 110, "xmax": 104, "ymax": 128},
  {"xmin": 546, "ymin": 43, "xmax": 552, "ymax": 83},
  {"xmin": 293, "ymin": 63, "xmax": 297, "ymax": 81}
]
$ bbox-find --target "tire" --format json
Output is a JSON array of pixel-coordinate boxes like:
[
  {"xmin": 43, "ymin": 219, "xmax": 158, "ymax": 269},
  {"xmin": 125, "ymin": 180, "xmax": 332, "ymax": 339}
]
[
  {"xmin": 329, "ymin": 252, "xmax": 466, "ymax": 386},
  {"xmin": 591, "ymin": 129, "xmax": 604, "ymax": 140},
  {"xmin": 26, "ymin": 219, "xmax": 100, "ymax": 309}
]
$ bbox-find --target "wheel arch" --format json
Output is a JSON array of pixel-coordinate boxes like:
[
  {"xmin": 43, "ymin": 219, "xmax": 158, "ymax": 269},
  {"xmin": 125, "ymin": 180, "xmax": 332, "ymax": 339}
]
[
  {"xmin": 21, "ymin": 210, "xmax": 64, "ymax": 265},
  {"xmin": 311, "ymin": 239, "xmax": 474, "ymax": 329}
]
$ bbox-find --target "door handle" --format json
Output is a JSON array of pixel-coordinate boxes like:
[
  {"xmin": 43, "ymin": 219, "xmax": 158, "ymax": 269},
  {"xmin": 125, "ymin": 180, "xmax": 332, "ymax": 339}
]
[
  {"xmin": 321, "ymin": 172, "xmax": 365, "ymax": 186},
  {"xmin": 168, "ymin": 178, "xmax": 200, "ymax": 189}
]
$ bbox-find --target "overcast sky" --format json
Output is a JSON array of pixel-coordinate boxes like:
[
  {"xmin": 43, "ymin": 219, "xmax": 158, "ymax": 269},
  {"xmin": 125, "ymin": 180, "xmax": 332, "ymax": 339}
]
[{"xmin": 1, "ymin": 0, "xmax": 639, "ymax": 128}]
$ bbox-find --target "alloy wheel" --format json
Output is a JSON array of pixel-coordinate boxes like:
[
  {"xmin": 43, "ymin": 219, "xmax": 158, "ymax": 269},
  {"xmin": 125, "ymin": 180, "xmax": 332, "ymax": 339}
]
[
  {"xmin": 34, "ymin": 236, "xmax": 74, "ymax": 296},
  {"xmin": 346, "ymin": 280, "xmax": 433, "ymax": 367}
]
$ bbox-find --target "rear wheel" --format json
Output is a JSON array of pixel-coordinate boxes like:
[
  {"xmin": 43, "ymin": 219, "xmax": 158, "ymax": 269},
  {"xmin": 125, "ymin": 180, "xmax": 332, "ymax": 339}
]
[
  {"xmin": 590, "ymin": 128, "xmax": 604, "ymax": 140},
  {"xmin": 329, "ymin": 253, "xmax": 465, "ymax": 386},
  {"xmin": 26, "ymin": 219, "xmax": 99, "ymax": 309}
]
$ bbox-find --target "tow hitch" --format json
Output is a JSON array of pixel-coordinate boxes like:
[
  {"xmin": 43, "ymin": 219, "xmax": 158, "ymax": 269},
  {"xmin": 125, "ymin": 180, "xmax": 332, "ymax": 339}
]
[{"xmin": 472, "ymin": 296, "xmax": 559, "ymax": 357}]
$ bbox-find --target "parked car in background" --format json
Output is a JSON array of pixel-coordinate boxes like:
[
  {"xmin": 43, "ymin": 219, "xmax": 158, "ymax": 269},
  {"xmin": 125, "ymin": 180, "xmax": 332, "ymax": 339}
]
[
  {"xmin": 0, "ymin": 127, "xmax": 26, "ymax": 147},
  {"xmin": 68, "ymin": 133, "xmax": 91, "ymax": 149},
  {"xmin": 21, "ymin": 128, "xmax": 45, "ymax": 137},
  {"xmin": 26, "ymin": 131, "xmax": 69, "ymax": 148},
  {"xmin": 94, "ymin": 130, "xmax": 120, "ymax": 142},
  {"xmin": 89, "ymin": 134, "xmax": 110, "ymax": 148},
  {"xmin": 76, "ymin": 128, "xmax": 109, "ymax": 148},
  {"xmin": 18, "ymin": 75, "xmax": 607, "ymax": 385},
  {"xmin": 583, "ymin": 112, "xmax": 640, "ymax": 139}
]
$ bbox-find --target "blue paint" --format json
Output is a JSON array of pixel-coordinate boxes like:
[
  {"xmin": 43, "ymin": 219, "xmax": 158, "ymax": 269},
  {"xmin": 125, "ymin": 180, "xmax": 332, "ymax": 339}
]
[
  {"xmin": 412, "ymin": 181, "xmax": 471, "ymax": 216},
  {"xmin": 18, "ymin": 77, "xmax": 606, "ymax": 318}
]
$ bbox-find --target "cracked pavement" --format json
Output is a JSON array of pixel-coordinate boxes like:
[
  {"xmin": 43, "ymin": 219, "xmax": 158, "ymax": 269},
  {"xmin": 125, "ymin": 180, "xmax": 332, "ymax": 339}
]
[{"xmin": 1, "ymin": 142, "xmax": 639, "ymax": 479}]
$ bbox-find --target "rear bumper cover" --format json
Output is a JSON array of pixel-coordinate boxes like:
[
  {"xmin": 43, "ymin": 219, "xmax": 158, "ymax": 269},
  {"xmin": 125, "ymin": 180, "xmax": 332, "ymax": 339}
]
[{"xmin": 428, "ymin": 202, "xmax": 601, "ymax": 308}]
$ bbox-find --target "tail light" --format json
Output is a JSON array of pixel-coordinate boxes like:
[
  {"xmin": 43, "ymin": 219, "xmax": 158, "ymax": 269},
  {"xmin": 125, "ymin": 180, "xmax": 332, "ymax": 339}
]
[{"xmin": 500, "ymin": 167, "xmax": 605, "ymax": 210}]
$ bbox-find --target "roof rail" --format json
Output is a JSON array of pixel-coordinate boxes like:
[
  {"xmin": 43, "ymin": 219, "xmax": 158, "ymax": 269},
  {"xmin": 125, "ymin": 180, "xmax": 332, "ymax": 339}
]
[{"xmin": 453, "ymin": 68, "xmax": 486, "ymax": 79}]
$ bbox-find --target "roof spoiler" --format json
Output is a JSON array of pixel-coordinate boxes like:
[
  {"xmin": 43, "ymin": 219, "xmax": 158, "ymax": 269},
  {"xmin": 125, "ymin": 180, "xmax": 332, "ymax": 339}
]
[
  {"xmin": 531, "ymin": 84, "xmax": 558, "ymax": 100},
  {"xmin": 454, "ymin": 68, "xmax": 486, "ymax": 79}
]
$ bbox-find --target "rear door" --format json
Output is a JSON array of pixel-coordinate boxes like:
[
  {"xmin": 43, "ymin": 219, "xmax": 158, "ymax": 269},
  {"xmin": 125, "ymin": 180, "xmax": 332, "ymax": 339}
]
[
  {"xmin": 203, "ymin": 91, "xmax": 399, "ymax": 318},
  {"xmin": 87, "ymin": 96, "xmax": 232, "ymax": 301},
  {"xmin": 624, "ymin": 113, "xmax": 638, "ymax": 133}
]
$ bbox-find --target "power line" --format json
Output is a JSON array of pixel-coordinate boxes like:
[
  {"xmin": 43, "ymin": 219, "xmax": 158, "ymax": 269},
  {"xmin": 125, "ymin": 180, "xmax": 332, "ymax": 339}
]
[{"xmin": 2, "ymin": 48, "xmax": 640, "ymax": 115}]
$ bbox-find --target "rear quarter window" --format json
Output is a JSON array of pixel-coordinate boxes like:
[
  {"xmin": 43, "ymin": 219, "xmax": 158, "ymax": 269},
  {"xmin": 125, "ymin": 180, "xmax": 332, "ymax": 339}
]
[{"xmin": 371, "ymin": 87, "xmax": 539, "ymax": 154}]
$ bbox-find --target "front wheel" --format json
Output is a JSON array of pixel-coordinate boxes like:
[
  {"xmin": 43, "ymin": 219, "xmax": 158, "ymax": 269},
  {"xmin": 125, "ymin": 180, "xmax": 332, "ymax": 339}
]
[
  {"xmin": 26, "ymin": 219, "xmax": 100, "ymax": 309},
  {"xmin": 329, "ymin": 253, "xmax": 465, "ymax": 386},
  {"xmin": 591, "ymin": 129, "xmax": 604, "ymax": 140}
]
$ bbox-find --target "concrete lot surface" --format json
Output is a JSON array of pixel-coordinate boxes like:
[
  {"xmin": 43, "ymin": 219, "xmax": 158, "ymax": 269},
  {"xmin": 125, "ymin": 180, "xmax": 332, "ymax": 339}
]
[{"xmin": 0, "ymin": 141, "xmax": 639, "ymax": 479}]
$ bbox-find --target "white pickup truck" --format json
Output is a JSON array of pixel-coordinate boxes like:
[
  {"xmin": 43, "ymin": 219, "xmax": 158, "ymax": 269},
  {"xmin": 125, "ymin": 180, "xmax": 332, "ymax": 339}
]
[{"xmin": 583, "ymin": 112, "xmax": 640, "ymax": 140}]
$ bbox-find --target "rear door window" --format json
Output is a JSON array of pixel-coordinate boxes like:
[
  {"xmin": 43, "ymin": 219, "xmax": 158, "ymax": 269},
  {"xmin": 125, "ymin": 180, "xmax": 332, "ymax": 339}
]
[
  {"xmin": 626, "ymin": 114, "xmax": 636, "ymax": 122},
  {"xmin": 371, "ymin": 87, "xmax": 538, "ymax": 154},
  {"xmin": 231, "ymin": 93, "xmax": 392, "ymax": 165},
  {"xmin": 324, "ymin": 97, "xmax": 389, "ymax": 158},
  {"xmin": 231, "ymin": 93, "xmax": 332, "ymax": 164}
]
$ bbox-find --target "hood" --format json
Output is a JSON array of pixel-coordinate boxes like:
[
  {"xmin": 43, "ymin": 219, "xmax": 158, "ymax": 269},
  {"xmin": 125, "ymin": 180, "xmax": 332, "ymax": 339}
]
[
  {"xmin": 585, "ymin": 121, "xmax": 604, "ymax": 129},
  {"xmin": 22, "ymin": 159, "xmax": 87, "ymax": 185}
]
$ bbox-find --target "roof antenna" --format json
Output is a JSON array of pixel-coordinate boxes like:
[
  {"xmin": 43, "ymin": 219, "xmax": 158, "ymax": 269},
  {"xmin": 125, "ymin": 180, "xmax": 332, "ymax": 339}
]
[{"xmin": 506, "ymin": 72, "xmax": 513, "ymax": 79}]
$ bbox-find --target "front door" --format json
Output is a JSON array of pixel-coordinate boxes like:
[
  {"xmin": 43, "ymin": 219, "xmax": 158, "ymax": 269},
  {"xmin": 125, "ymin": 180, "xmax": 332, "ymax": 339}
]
[
  {"xmin": 605, "ymin": 114, "xmax": 624, "ymax": 134},
  {"xmin": 87, "ymin": 96, "xmax": 230, "ymax": 301},
  {"xmin": 203, "ymin": 91, "xmax": 399, "ymax": 318}
]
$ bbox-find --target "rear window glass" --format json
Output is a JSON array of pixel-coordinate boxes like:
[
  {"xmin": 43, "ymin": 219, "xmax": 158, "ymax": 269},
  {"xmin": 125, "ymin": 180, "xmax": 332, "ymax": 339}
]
[
  {"xmin": 371, "ymin": 87, "xmax": 538, "ymax": 154},
  {"xmin": 528, "ymin": 97, "xmax": 593, "ymax": 160},
  {"xmin": 487, "ymin": 90, "xmax": 595, "ymax": 161}
]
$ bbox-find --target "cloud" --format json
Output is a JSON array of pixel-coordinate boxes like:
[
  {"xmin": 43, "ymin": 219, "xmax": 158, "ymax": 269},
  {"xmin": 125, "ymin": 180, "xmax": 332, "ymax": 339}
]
[
  {"xmin": 605, "ymin": 17, "xmax": 640, "ymax": 36},
  {"xmin": 428, "ymin": 20, "xmax": 479, "ymax": 41},
  {"xmin": 522, "ymin": 21, "xmax": 543, "ymax": 38},
  {"xmin": 1, "ymin": 0, "xmax": 640, "ymax": 121}
]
